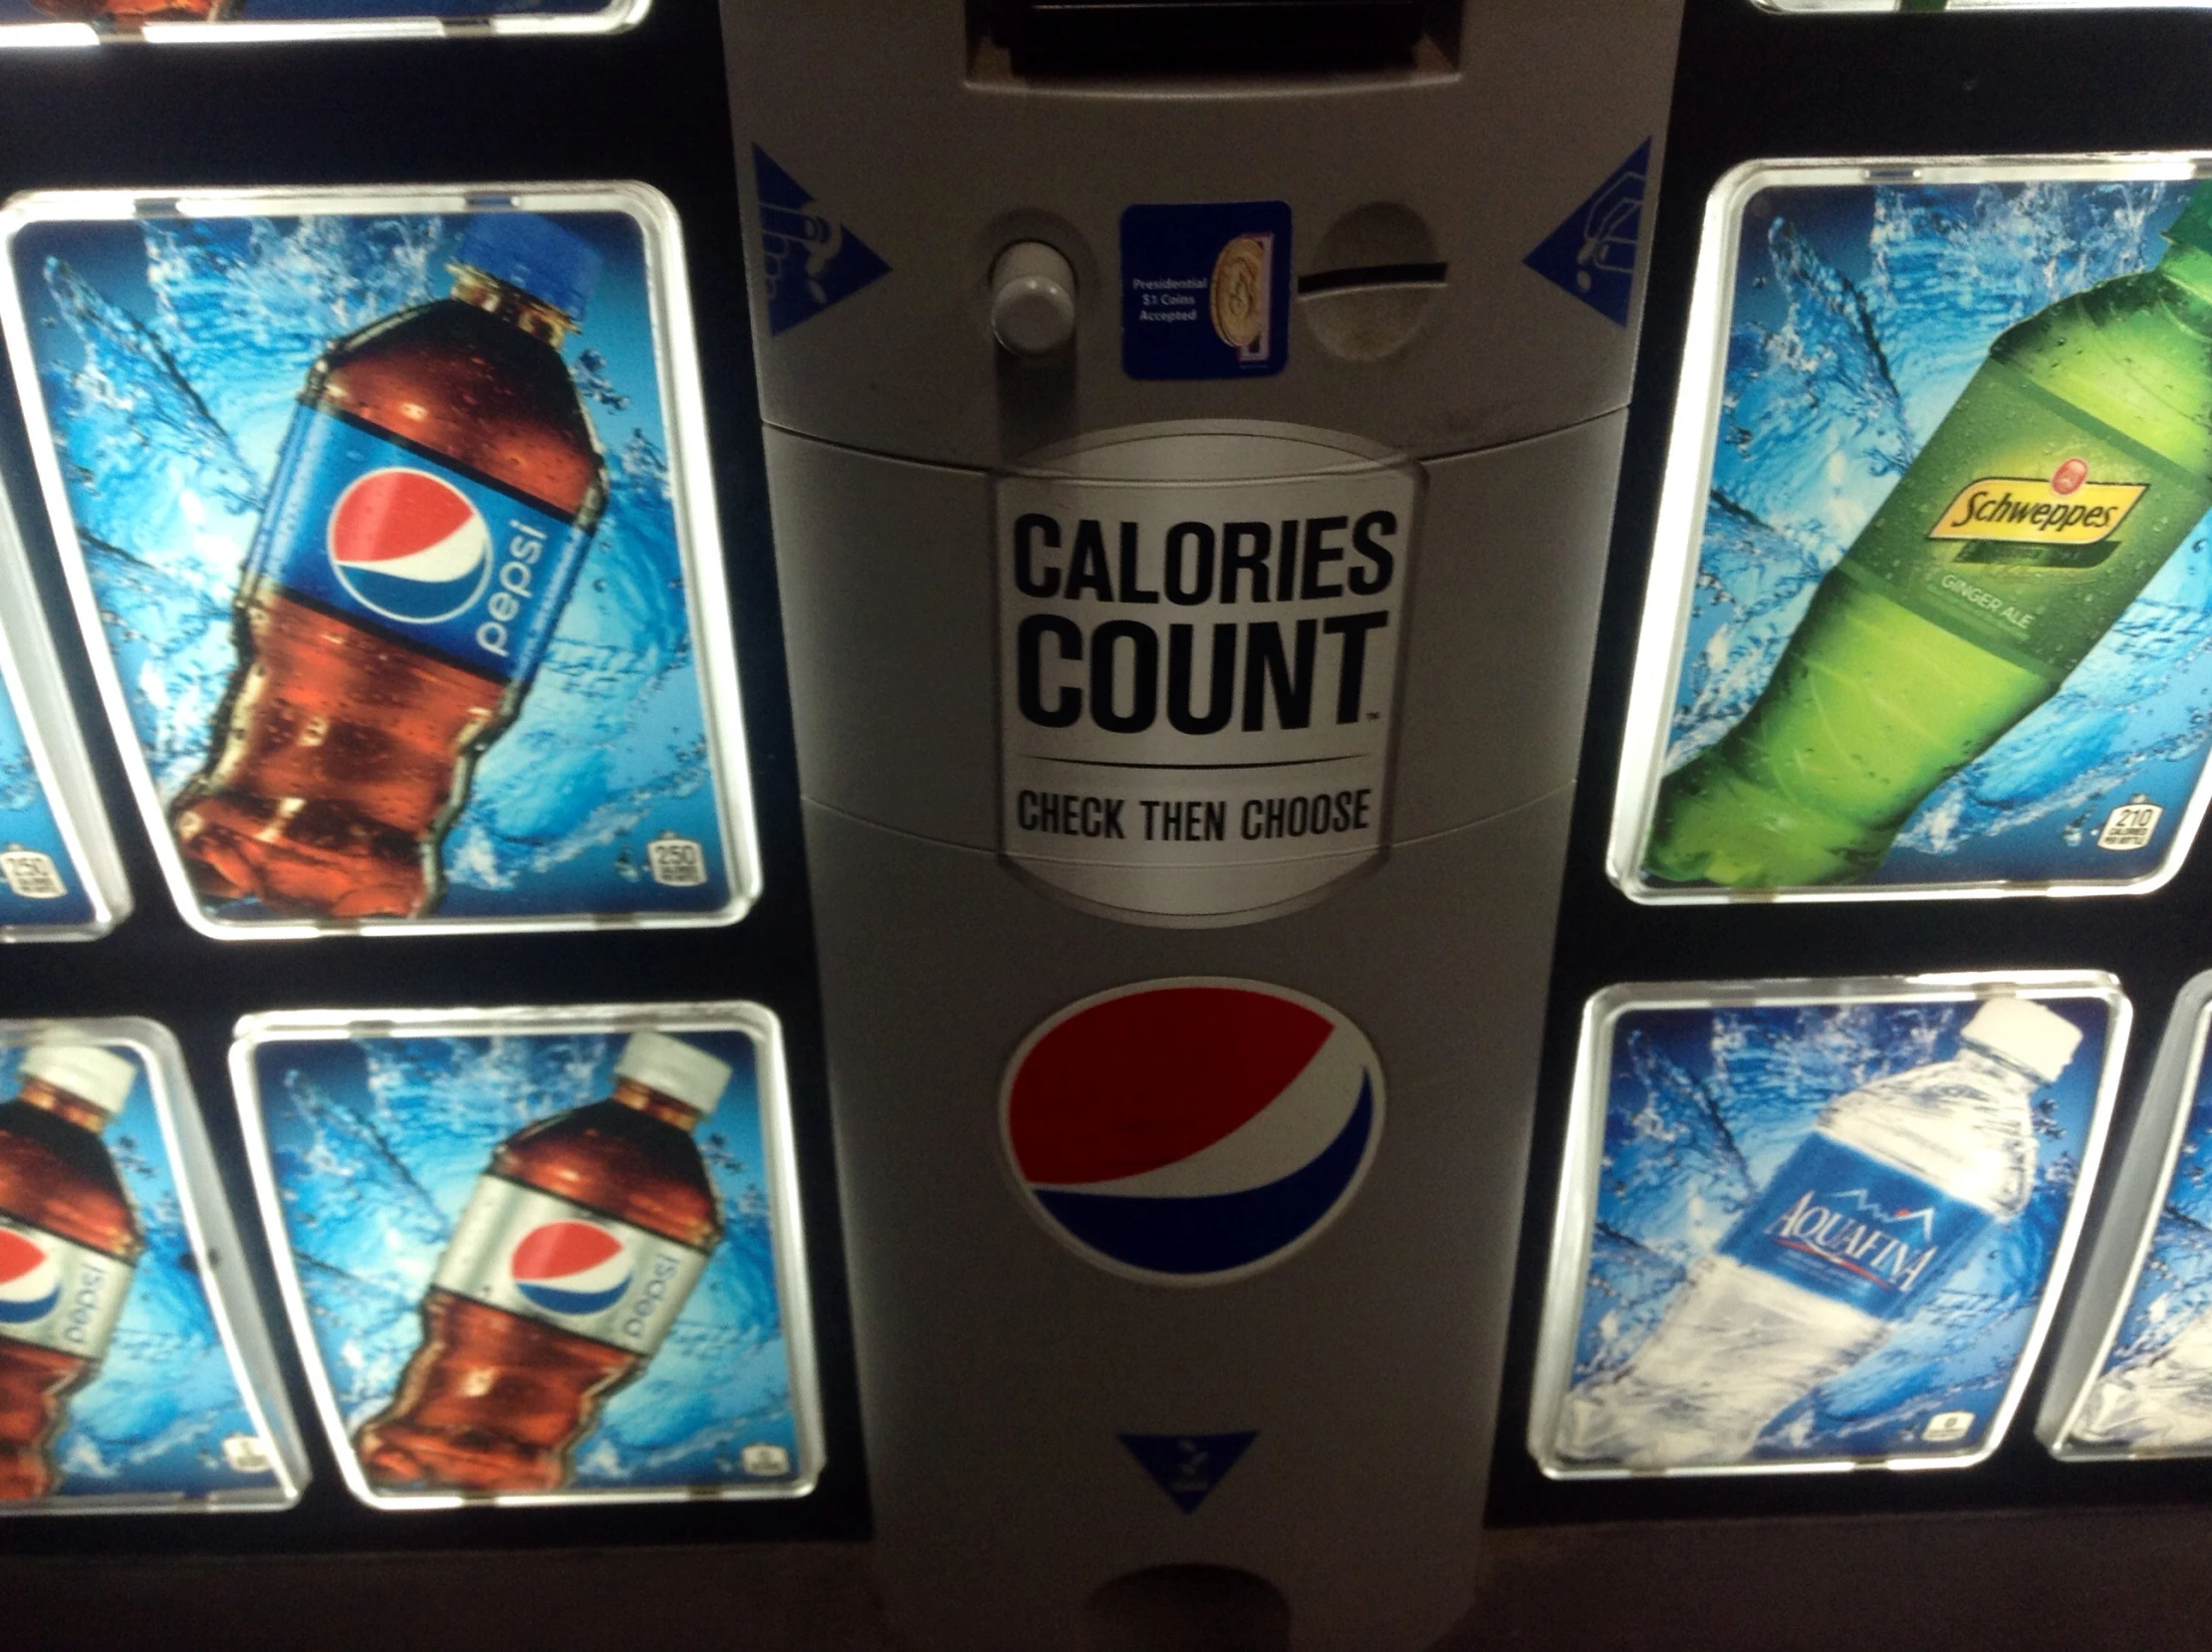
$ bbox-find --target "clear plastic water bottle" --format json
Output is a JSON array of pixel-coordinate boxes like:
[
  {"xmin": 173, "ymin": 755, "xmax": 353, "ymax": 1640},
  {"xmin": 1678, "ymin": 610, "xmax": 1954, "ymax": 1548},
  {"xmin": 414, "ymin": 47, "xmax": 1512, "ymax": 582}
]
[
  {"xmin": 2072, "ymin": 1309, "xmax": 2212, "ymax": 1452},
  {"xmin": 1557, "ymin": 997, "xmax": 2084, "ymax": 1469}
]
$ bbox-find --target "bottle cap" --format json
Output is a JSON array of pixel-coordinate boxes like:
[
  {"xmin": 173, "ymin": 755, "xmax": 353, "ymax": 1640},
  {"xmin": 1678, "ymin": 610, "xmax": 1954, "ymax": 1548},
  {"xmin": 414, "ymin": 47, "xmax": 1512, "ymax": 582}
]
[
  {"xmin": 455, "ymin": 213, "xmax": 601, "ymax": 325},
  {"xmin": 2164, "ymin": 182, "xmax": 2212, "ymax": 262},
  {"xmin": 614, "ymin": 1032, "xmax": 731, "ymax": 1118},
  {"xmin": 1960, "ymin": 998, "xmax": 2084, "ymax": 1083},
  {"xmin": 19, "ymin": 1043, "xmax": 135, "ymax": 1116}
]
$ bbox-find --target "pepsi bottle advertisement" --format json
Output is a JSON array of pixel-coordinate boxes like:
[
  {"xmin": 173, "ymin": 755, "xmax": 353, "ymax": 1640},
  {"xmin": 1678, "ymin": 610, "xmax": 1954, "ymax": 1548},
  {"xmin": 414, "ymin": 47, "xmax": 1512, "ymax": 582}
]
[
  {"xmin": 0, "ymin": 187, "xmax": 759, "ymax": 940},
  {"xmin": 1531, "ymin": 979, "xmax": 2123, "ymax": 1476},
  {"xmin": 0, "ymin": 0, "xmax": 644, "ymax": 43},
  {"xmin": 232, "ymin": 1006, "xmax": 822, "ymax": 1510},
  {"xmin": 1613, "ymin": 163, "xmax": 2212, "ymax": 904},
  {"xmin": 0, "ymin": 1024, "xmax": 303, "ymax": 1515}
]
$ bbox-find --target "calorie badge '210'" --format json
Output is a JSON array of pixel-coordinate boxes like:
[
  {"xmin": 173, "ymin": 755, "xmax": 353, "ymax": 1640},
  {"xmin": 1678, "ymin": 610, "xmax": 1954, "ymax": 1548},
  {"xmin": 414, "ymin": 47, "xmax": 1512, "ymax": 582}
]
[{"xmin": 1003, "ymin": 980, "xmax": 1382, "ymax": 1286}]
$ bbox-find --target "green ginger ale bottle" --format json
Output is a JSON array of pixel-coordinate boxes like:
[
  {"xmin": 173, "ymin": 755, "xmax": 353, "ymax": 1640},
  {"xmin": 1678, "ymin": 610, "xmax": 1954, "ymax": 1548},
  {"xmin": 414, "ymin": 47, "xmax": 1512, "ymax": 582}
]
[{"xmin": 1646, "ymin": 182, "xmax": 2212, "ymax": 887}]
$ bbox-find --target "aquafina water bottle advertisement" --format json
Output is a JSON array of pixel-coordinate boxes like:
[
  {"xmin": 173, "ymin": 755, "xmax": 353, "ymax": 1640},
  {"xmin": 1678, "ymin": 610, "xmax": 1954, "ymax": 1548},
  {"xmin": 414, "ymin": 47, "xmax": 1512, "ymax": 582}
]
[
  {"xmin": 1621, "ymin": 166, "xmax": 2212, "ymax": 901},
  {"xmin": 1535, "ymin": 981, "xmax": 2122, "ymax": 1476},
  {"xmin": 235, "ymin": 1009, "xmax": 819, "ymax": 1509},
  {"xmin": 0, "ymin": 188, "xmax": 756, "ymax": 939}
]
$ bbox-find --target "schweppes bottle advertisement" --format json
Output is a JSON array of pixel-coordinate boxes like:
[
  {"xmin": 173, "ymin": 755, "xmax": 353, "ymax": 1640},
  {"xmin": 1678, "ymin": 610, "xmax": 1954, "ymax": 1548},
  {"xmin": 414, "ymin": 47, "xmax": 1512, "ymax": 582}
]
[{"xmin": 1646, "ymin": 181, "xmax": 2212, "ymax": 889}]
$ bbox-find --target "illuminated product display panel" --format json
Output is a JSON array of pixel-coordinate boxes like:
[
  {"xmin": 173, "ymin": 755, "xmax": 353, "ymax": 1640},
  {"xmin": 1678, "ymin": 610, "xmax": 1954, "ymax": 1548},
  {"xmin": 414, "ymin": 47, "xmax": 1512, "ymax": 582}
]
[
  {"xmin": 1531, "ymin": 976, "xmax": 2125, "ymax": 1478},
  {"xmin": 0, "ymin": 475, "xmax": 126, "ymax": 942},
  {"xmin": 0, "ymin": 0, "xmax": 646, "ymax": 47},
  {"xmin": 0, "ymin": 1021, "xmax": 306, "ymax": 1516},
  {"xmin": 1613, "ymin": 159, "xmax": 2212, "ymax": 904},
  {"xmin": 231, "ymin": 1003, "xmax": 822, "ymax": 1512},
  {"xmin": 2044, "ymin": 973, "xmax": 2212, "ymax": 1459},
  {"xmin": 0, "ymin": 186, "xmax": 759, "ymax": 941}
]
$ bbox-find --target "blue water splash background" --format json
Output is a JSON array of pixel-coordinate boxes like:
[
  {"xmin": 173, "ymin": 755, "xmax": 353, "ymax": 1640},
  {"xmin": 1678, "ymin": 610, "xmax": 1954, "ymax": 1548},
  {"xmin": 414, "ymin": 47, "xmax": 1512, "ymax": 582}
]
[
  {"xmin": 1570, "ymin": 995, "xmax": 2110, "ymax": 1462},
  {"xmin": 0, "ymin": 667, "xmax": 96, "ymax": 931},
  {"xmin": 0, "ymin": 1040, "xmax": 283, "ymax": 1506},
  {"xmin": 253, "ymin": 1028, "xmax": 803, "ymax": 1495},
  {"xmin": 1661, "ymin": 178, "xmax": 2212, "ymax": 885},
  {"xmin": 2089, "ymin": 1012, "xmax": 2212, "ymax": 1386},
  {"xmin": 9, "ymin": 209, "xmax": 733, "ymax": 923}
]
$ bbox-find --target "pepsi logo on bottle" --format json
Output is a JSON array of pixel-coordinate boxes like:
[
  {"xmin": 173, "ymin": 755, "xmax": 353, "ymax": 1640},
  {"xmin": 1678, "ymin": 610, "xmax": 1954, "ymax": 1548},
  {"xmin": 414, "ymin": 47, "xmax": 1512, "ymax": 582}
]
[
  {"xmin": 248, "ymin": 410, "xmax": 592, "ymax": 686},
  {"xmin": 507, "ymin": 1220, "xmax": 633, "ymax": 1317},
  {"xmin": 431, "ymin": 1178, "xmax": 708, "ymax": 1356},
  {"xmin": 1002, "ymin": 978, "xmax": 1383, "ymax": 1286},
  {"xmin": 0, "ymin": 1230, "xmax": 59, "ymax": 1325},
  {"xmin": 0, "ymin": 1215, "xmax": 132, "ymax": 1358},
  {"xmin": 327, "ymin": 469, "xmax": 495, "ymax": 625}
]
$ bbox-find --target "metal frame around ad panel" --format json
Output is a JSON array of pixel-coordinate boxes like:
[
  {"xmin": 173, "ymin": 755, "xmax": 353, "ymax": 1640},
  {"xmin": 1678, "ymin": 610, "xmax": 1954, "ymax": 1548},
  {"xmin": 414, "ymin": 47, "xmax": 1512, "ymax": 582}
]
[
  {"xmin": 1606, "ymin": 152, "xmax": 2212, "ymax": 907},
  {"xmin": 1529, "ymin": 971, "xmax": 2130, "ymax": 1480},
  {"xmin": 2039, "ymin": 971, "xmax": 2212, "ymax": 1460},
  {"xmin": 0, "ymin": 180, "xmax": 762, "ymax": 942},
  {"xmin": 227, "ymin": 999, "xmax": 824, "ymax": 1513},
  {"xmin": 0, "ymin": 1015, "xmax": 308, "ymax": 1515},
  {"xmin": 0, "ymin": 0, "xmax": 647, "ymax": 51},
  {"xmin": 0, "ymin": 467, "xmax": 126, "ymax": 942}
]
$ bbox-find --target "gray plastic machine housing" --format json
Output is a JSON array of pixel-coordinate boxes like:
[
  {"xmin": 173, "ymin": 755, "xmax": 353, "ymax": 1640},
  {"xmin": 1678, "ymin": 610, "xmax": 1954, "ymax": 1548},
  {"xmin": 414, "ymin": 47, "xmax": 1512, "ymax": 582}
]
[{"xmin": 722, "ymin": 7, "xmax": 1680, "ymax": 1647}]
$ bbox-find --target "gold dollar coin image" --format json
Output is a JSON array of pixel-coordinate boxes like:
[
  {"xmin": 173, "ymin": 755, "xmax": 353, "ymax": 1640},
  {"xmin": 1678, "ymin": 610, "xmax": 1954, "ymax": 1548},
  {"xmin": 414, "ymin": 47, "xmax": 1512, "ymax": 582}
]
[{"xmin": 1210, "ymin": 235, "xmax": 1269, "ymax": 351}]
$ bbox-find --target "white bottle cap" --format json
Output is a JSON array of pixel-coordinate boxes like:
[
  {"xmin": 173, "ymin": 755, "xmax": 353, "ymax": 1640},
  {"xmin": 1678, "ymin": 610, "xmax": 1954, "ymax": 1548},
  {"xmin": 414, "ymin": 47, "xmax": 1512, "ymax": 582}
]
[
  {"xmin": 19, "ymin": 1043, "xmax": 135, "ymax": 1116},
  {"xmin": 614, "ymin": 1032, "xmax": 731, "ymax": 1118},
  {"xmin": 1960, "ymin": 998, "xmax": 2084, "ymax": 1083}
]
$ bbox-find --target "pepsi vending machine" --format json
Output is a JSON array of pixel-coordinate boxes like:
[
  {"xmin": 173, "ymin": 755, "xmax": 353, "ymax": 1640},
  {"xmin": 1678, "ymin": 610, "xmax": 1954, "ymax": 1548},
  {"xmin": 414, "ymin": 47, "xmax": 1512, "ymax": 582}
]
[{"xmin": 2, "ymin": 1, "xmax": 2212, "ymax": 1650}]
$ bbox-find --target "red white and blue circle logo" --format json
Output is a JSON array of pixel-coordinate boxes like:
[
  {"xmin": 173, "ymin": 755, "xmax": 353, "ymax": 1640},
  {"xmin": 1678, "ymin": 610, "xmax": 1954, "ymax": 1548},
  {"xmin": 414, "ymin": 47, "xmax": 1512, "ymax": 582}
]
[
  {"xmin": 0, "ymin": 1229, "xmax": 61, "ymax": 1325},
  {"xmin": 327, "ymin": 468, "xmax": 492, "ymax": 624},
  {"xmin": 1002, "ymin": 979, "xmax": 1383, "ymax": 1287},
  {"xmin": 508, "ymin": 1221, "xmax": 631, "ymax": 1316}
]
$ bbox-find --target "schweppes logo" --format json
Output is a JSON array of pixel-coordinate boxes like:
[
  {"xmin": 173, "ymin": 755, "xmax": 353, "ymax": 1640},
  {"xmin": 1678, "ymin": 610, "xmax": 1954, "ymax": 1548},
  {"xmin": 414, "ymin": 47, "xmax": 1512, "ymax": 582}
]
[{"xmin": 1929, "ymin": 458, "xmax": 2145, "ymax": 547}]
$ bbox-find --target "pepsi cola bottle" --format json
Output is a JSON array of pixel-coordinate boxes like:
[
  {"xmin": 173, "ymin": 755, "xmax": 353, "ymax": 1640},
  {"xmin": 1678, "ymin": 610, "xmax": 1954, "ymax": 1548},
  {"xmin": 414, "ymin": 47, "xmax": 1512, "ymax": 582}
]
[
  {"xmin": 355, "ymin": 1033, "xmax": 727, "ymax": 1493},
  {"xmin": 0, "ymin": 1044, "xmax": 142, "ymax": 1500},
  {"xmin": 170, "ymin": 213, "xmax": 609, "ymax": 920}
]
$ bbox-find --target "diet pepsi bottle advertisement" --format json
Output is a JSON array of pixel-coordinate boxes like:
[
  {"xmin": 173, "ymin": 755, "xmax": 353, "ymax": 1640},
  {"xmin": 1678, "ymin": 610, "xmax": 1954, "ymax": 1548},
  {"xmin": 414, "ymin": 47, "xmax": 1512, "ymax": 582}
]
[
  {"xmin": 0, "ymin": 186, "xmax": 758, "ymax": 939},
  {"xmin": 1530, "ymin": 977, "xmax": 2124, "ymax": 1476},
  {"xmin": 0, "ymin": 1023, "xmax": 304, "ymax": 1515},
  {"xmin": 232, "ymin": 1005, "xmax": 822, "ymax": 1509}
]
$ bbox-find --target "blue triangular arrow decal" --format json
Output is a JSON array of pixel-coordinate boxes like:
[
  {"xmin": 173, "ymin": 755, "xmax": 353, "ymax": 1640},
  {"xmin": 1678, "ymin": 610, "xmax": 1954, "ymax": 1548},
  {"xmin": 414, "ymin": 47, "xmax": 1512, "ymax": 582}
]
[
  {"xmin": 1525, "ymin": 139, "xmax": 1651, "ymax": 326},
  {"xmin": 1119, "ymin": 1431, "xmax": 1257, "ymax": 1514},
  {"xmin": 753, "ymin": 146, "xmax": 891, "ymax": 336}
]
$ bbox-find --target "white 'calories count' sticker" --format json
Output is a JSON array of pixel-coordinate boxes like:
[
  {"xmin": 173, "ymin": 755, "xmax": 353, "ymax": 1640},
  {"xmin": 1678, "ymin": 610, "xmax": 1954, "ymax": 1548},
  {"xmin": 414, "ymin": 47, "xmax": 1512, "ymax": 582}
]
[{"xmin": 996, "ymin": 422, "xmax": 1421, "ymax": 925}]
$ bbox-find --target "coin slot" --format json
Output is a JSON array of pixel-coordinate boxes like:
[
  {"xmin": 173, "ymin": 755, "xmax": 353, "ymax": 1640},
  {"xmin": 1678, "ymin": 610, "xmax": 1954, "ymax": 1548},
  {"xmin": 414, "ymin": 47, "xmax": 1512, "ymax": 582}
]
[
  {"xmin": 1297, "ymin": 261, "xmax": 1449, "ymax": 295},
  {"xmin": 1300, "ymin": 203, "xmax": 1445, "ymax": 362}
]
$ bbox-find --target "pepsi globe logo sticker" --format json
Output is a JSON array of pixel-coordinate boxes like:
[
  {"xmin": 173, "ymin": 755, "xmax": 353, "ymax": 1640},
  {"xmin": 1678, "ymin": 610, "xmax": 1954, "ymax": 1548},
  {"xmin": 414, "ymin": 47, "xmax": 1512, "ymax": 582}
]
[
  {"xmin": 508, "ymin": 1220, "xmax": 631, "ymax": 1316},
  {"xmin": 0, "ymin": 1228, "xmax": 60, "ymax": 1324},
  {"xmin": 327, "ymin": 467, "xmax": 492, "ymax": 624},
  {"xmin": 1003, "ymin": 979, "xmax": 1382, "ymax": 1286}
]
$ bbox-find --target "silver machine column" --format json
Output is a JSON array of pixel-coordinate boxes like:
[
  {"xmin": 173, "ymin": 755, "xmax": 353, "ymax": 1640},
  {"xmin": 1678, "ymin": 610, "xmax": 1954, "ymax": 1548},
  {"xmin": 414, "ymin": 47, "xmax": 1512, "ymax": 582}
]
[{"xmin": 722, "ymin": 6, "xmax": 1681, "ymax": 1646}]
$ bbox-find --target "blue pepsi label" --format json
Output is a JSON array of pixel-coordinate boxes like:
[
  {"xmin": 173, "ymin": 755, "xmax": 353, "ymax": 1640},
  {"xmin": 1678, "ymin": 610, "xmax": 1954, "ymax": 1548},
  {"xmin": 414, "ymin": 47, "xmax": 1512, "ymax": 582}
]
[
  {"xmin": 249, "ymin": 409, "xmax": 592, "ymax": 685},
  {"xmin": 1717, "ymin": 1133, "xmax": 1992, "ymax": 1318}
]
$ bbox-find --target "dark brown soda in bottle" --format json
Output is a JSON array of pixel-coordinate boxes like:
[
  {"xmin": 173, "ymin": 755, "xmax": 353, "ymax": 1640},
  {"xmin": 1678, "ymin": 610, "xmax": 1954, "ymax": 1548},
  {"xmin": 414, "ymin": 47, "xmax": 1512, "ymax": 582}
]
[
  {"xmin": 356, "ymin": 1033, "xmax": 726, "ymax": 1494},
  {"xmin": 28, "ymin": 0, "xmax": 225, "ymax": 20},
  {"xmin": 0, "ymin": 1047, "xmax": 142, "ymax": 1501},
  {"xmin": 170, "ymin": 213, "xmax": 608, "ymax": 920}
]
